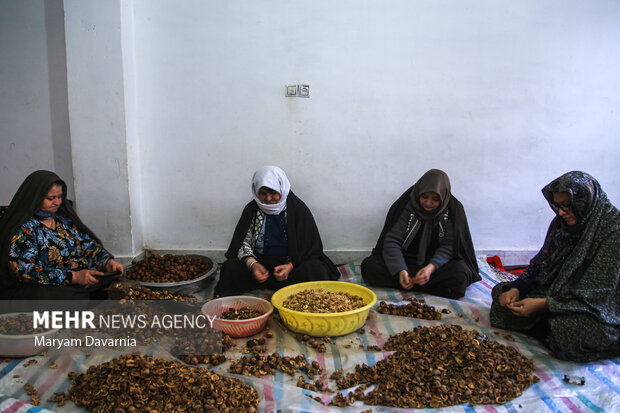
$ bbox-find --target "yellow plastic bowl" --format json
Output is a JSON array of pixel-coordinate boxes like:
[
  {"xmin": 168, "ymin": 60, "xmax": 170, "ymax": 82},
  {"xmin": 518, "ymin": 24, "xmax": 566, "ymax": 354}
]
[{"xmin": 271, "ymin": 281, "xmax": 377, "ymax": 337}]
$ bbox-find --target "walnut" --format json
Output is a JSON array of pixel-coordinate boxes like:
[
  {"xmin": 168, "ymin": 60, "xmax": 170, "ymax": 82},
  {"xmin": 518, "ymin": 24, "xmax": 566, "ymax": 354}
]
[
  {"xmin": 283, "ymin": 288, "xmax": 365, "ymax": 313},
  {"xmin": 125, "ymin": 254, "xmax": 212, "ymax": 283},
  {"xmin": 220, "ymin": 306, "xmax": 265, "ymax": 320},
  {"xmin": 334, "ymin": 325, "xmax": 539, "ymax": 409},
  {"xmin": 377, "ymin": 298, "xmax": 443, "ymax": 320},
  {"xmin": 68, "ymin": 354, "xmax": 259, "ymax": 411}
]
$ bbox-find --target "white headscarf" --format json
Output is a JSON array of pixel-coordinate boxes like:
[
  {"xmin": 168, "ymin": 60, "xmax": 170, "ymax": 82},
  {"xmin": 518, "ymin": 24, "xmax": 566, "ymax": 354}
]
[{"xmin": 251, "ymin": 166, "xmax": 291, "ymax": 215}]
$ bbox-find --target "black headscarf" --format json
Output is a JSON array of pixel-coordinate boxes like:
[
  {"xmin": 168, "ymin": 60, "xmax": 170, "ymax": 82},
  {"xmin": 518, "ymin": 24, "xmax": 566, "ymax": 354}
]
[
  {"xmin": 0, "ymin": 170, "xmax": 100, "ymax": 290},
  {"xmin": 372, "ymin": 170, "xmax": 479, "ymax": 281}
]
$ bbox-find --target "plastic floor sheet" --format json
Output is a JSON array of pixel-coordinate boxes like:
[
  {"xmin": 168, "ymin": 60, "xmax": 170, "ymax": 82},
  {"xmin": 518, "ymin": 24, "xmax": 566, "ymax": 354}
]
[{"xmin": 1, "ymin": 256, "xmax": 619, "ymax": 412}]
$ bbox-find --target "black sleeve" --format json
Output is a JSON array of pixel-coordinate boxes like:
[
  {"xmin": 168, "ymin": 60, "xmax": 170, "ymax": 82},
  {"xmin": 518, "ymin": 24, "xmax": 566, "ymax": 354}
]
[{"xmin": 224, "ymin": 201, "xmax": 258, "ymax": 260}]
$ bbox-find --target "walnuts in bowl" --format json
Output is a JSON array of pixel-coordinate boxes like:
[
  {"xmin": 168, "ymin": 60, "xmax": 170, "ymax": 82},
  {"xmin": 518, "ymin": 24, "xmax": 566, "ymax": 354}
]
[{"xmin": 125, "ymin": 254, "xmax": 212, "ymax": 283}]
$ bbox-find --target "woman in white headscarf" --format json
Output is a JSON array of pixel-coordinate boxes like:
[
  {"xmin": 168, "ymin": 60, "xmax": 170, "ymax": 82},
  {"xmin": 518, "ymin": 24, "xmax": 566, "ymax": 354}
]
[{"xmin": 214, "ymin": 166, "xmax": 339, "ymax": 296}]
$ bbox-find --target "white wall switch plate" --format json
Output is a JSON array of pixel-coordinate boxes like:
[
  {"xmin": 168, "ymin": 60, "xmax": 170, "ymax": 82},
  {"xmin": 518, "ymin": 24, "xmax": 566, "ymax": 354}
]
[{"xmin": 286, "ymin": 85, "xmax": 297, "ymax": 96}]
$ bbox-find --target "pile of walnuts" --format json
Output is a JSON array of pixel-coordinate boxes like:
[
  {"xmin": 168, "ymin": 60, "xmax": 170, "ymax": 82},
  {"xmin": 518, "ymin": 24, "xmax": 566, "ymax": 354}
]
[
  {"xmin": 121, "ymin": 286, "xmax": 196, "ymax": 302},
  {"xmin": 220, "ymin": 306, "xmax": 265, "ymax": 320},
  {"xmin": 68, "ymin": 354, "xmax": 260, "ymax": 412},
  {"xmin": 376, "ymin": 298, "xmax": 447, "ymax": 320},
  {"xmin": 333, "ymin": 325, "xmax": 539, "ymax": 408},
  {"xmin": 125, "ymin": 254, "xmax": 212, "ymax": 283},
  {"xmin": 283, "ymin": 288, "xmax": 365, "ymax": 313},
  {"xmin": 229, "ymin": 352, "xmax": 323, "ymax": 380}
]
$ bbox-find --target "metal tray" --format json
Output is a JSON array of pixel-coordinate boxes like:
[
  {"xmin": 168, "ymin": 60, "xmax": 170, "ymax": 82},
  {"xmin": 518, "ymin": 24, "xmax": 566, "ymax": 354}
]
[{"xmin": 123, "ymin": 255, "xmax": 217, "ymax": 295}]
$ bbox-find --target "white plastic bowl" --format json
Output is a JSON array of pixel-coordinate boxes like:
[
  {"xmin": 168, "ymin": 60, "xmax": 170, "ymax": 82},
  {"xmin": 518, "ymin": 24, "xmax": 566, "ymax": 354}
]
[
  {"xmin": 0, "ymin": 312, "xmax": 60, "ymax": 357},
  {"xmin": 202, "ymin": 296, "xmax": 273, "ymax": 338}
]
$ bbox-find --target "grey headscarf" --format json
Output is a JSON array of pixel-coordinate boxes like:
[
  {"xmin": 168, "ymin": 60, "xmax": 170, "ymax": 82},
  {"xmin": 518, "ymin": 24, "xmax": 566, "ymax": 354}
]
[{"xmin": 406, "ymin": 169, "xmax": 452, "ymax": 265}]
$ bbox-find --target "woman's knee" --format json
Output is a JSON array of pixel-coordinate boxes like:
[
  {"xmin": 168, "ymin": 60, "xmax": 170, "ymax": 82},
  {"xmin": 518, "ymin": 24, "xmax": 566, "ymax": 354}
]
[
  {"xmin": 361, "ymin": 255, "xmax": 398, "ymax": 288},
  {"xmin": 292, "ymin": 259, "xmax": 331, "ymax": 282},
  {"xmin": 215, "ymin": 259, "xmax": 249, "ymax": 294},
  {"xmin": 360, "ymin": 256, "xmax": 373, "ymax": 279},
  {"xmin": 361, "ymin": 255, "xmax": 386, "ymax": 278}
]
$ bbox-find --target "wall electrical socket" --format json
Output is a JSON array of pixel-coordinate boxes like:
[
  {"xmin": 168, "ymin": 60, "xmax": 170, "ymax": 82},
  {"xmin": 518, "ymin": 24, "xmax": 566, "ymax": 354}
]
[
  {"xmin": 285, "ymin": 84, "xmax": 310, "ymax": 98},
  {"xmin": 299, "ymin": 84, "xmax": 309, "ymax": 97}
]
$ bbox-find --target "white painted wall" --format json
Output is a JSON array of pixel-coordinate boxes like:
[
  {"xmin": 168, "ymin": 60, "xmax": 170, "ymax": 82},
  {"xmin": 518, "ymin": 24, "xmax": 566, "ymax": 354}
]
[
  {"xmin": 0, "ymin": 0, "xmax": 74, "ymax": 202},
  {"xmin": 2, "ymin": 1, "xmax": 619, "ymax": 265},
  {"xmin": 132, "ymin": 0, "xmax": 620, "ymax": 257},
  {"xmin": 120, "ymin": 0, "xmax": 145, "ymax": 257},
  {"xmin": 63, "ymin": 0, "xmax": 138, "ymax": 255}
]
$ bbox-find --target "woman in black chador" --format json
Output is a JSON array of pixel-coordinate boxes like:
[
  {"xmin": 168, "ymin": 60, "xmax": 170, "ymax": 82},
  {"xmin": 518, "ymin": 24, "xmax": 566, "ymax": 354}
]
[
  {"xmin": 361, "ymin": 169, "xmax": 479, "ymax": 299},
  {"xmin": 215, "ymin": 166, "xmax": 339, "ymax": 296}
]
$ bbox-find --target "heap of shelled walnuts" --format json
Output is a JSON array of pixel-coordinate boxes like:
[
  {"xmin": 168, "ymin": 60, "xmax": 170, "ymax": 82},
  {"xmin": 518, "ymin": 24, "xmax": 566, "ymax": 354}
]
[{"xmin": 283, "ymin": 288, "xmax": 365, "ymax": 313}]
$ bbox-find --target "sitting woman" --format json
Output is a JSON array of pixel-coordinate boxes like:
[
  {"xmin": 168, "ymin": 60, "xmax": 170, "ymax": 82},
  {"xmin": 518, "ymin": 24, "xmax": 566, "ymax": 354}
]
[
  {"xmin": 215, "ymin": 166, "xmax": 340, "ymax": 296},
  {"xmin": 0, "ymin": 170, "xmax": 123, "ymax": 300},
  {"xmin": 361, "ymin": 169, "xmax": 479, "ymax": 299},
  {"xmin": 490, "ymin": 171, "xmax": 620, "ymax": 362}
]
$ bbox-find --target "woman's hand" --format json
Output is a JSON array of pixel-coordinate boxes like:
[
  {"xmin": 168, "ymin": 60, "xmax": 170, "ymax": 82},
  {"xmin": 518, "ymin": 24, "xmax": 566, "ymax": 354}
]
[
  {"xmin": 412, "ymin": 264, "xmax": 435, "ymax": 286},
  {"xmin": 507, "ymin": 298, "xmax": 548, "ymax": 317},
  {"xmin": 250, "ymin": 262, "xmax": 270, "ymax": 283},
  {"xmin": 274, "ymin": 263, "xmax": 293, "ymax": 281},
  {"xmin": 105, "ymin": 259, "xmax": 124, "ymax": 274},
  {"xmin": 399, "ymin": 270, "xmax": 414, "ymax": 290},
  {"xmin": 499, "ymin": 288, "xmax": 520, "ymax": 307},
  {"xmin": 71, "ymin": 269, "xmax": 103, "ymax": 287}
]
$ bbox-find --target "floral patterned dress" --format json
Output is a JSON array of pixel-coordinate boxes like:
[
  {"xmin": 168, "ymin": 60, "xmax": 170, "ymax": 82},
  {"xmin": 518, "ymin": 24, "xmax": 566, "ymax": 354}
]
[{"xmin": 8, "ymin": 215, "xmax": 111, "ymax": 285}]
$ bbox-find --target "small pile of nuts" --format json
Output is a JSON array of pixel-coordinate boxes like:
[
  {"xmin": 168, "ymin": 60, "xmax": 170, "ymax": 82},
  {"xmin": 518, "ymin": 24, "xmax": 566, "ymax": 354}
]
[
  {"xmin": 229, "ymin": 353, "xmax": 323, "ymax": 379},
  {"xmin": 295, "ymin": 333, "xmax": 330, "ymax": 353},
  {"xmin": 47, "ymin": 392, "xmax": 68, "ymax": 407},
  {"xmin": 330, "ymin": 370, "xmax": 343, "ymax": 381},
  {"xmin": 376, "ymin": 298, "xmax": 446, "ymax": 320},
  {"xmin": 179, "ymin": 353, "xmax": 227, "ymax": 366},
  {"xmin": 329, "ymin": 386, "xmax": 368, "ymax": 407},
  {"xmin": 283, "ymin": 288, "xmax": 365, "ymax": 313},
  {"xmin": 69, "ymin": 354, "xmax": 259, "ymax": 412},
  {"xmin": 245, "ymin": 336, "xmax": 268, "ymax": 354},
  {"xmin": 244, "ymin": 331, "xmax": 275, "ymax": 354},
  {"xmin": 0, "ymin": 314, "xmax": 49, "ymax": 335},
  {"xmin": 174, "ymin": 331, "xmax": 235, "ymax": 366},
  {"xmin": 220, "ymin": 306, "xmax": 265, "ymax": 320},
  {"xmin": 126, "ymin": 254, "xmax": 212, "ymax": 283},
  {"xmin": 335, "ymin": 325, "xmax": 539, "ymax": 408},
  {"xmin": 24, "ymin": 383, "xmax": 40, "ymax": 406},
  {"xmin": 297, "ymin": 375, "xmax": 328, "ymax": 392},
  {"xmin": 121, "ymin": 286, "xmax": 196, "ymax": 302}
]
